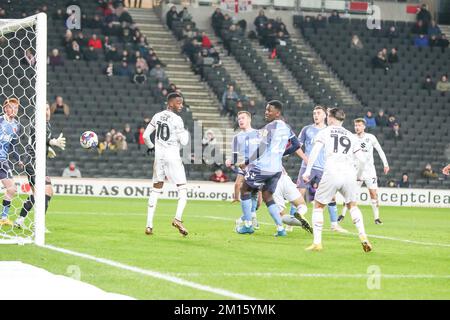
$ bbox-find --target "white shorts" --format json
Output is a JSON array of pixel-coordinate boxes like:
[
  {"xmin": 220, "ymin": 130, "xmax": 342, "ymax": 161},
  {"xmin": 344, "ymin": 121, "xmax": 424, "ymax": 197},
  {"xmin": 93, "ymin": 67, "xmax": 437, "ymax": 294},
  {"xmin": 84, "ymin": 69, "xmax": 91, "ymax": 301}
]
[
  {"xmin": 315, "ymin": 169, "xmax": 358, "ymax": 205},
  {"xmin": 152, "ymin": 157, "xmax": 187, "ymax": 185},
  {"xmin": 273, "ymin": 175, "xmax": 301, "ymax": 211},
  {"xmin": 357, "ymin": 165, "xmax": 378, "ymax": 189}
]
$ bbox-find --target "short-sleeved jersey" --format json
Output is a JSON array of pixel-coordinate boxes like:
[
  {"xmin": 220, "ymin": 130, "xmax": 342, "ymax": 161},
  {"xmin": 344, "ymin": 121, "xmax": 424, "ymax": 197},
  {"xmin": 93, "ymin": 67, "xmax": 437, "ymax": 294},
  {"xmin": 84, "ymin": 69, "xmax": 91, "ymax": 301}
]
[
  {"xmin": 231, "ymin": 129, "xmax": 260, "ymax": 166},
  {"xmin": 298, "ymin": 124, "xmax": 326, "ymax": 170},
  {"xmin": 0, "ymin": 116, "xmax": 20, "ymax": 161},
  {"xmin": 148, "ymin": 110, "xmax": 186, "ymax": 158},
  {"xmin": 249, "ymin": 120, "xmax": 294, "ymax": 174},
  {"xmin": 314, "ymin": 125, "xmax": 360, "ymax": 172},
  {"xmin": 354, "ymin": 132, "xmax": 389, "ymax": 168}
]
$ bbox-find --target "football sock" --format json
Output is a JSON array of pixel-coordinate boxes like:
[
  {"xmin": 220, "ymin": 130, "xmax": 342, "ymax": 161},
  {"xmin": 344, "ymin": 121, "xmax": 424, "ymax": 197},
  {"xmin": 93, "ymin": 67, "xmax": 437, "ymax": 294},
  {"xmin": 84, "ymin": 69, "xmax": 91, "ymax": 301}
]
[
  {"xmin": 146, "ymin": 188, "xmax": 162, "ymax": 228},
  {"xmin": 350, "ymin": 207, "xmax": 366, "ymax": 237},
  {"xmin": 341, "ymin": 205, "xmax": 348, "ymax": 217},
  {"xmin": 240, "ymin": 193, "xmax": 253, "ymax": 227},
  {"xmin": 328, "ymin": 202, "xmax": 338, "ymax": 227},
  {"xmin": 371, "ymin": 199, "xmax": 380, "ymax": 220},
  {"xmin": 2, "ymin": 200, "xmax": 11, "ymax": 218},
  {"xmin": 297, "ymin": 204, "xmax": 308, "ymax": 216},
  {"xmin": 45, "ymin": 195, "xmax": 51, "ymax": 214},
  {"xmin": 251, "ymin": 193, "xmax": 258, "ymax": 216},
  {"xmin": 175, "ymin": 186, "xmax": 187, "ymax": 221},
  {"xmin": 312, "ymin": 208, "xmax": 324, "ymax": 244},
  {"xmin": 266, "ymin": 200, "xmax": 282, "ymax": 226},
  {"xmin": 289, "ymin": 204, "xmax": 297, "ymax": 216},
  {"xmin": 20, "ymin": 195, "xmax": 35, "ymax": 218}
]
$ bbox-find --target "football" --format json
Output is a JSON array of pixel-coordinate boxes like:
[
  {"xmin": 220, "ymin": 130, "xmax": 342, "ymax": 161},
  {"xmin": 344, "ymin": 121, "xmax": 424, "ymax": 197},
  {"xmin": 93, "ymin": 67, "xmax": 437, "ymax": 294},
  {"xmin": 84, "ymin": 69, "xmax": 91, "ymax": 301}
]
[{"xmin": 80, "ymin": 131, "xmax": 98, "ymax": 149}]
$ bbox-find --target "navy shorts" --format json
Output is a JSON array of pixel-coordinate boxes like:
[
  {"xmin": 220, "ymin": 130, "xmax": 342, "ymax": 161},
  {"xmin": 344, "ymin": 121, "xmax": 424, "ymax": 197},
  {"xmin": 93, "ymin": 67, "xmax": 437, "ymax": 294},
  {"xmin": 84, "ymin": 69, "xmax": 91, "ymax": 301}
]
[
  {"xmin": 296, "ymin": 167, "xmax": 324, "ymax": 189},
  {"xmin": 0, "ymin": 161, "xmax": 13, "ymax": 180},
  {"xmin": 244, "ymin": 168, "xmax": 282, "ymax": 194}
]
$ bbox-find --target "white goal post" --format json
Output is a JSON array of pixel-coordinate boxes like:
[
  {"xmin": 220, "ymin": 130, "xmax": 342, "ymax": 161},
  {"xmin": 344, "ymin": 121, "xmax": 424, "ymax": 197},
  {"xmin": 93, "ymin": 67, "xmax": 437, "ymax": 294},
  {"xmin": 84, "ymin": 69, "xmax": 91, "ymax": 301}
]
[{"xmin": 0, "ymin": 13, "xmax": 47, "ymax": 246}]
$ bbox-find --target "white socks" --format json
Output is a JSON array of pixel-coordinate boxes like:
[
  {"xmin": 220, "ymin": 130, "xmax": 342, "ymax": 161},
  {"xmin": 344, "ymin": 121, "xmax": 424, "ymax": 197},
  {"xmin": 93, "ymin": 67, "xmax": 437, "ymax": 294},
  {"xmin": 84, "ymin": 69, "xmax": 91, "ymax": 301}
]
[
  {"xmin": 371, "ymin": 199, "xmax": 379, "ymax": 220},
  {"xmin": 297, "ymin": 204, "xmax": 308, "ymax": 216},
  {"xmin": 175, "ymin": 186, "xmax": 187, "ymax": 222},
  {"xmin": 341, "ymin": 206, "xmax": 348, "ymax": 217},
  {"xmin": 350, "ymin": 206, "xmax": 366, "ymax": 237},
  {"xmin": 312, "ymin": 208, "xmax": 324, "ymax": 245},
  {"xmin": 147, "ymin": 188, "xmax": 163, "ymax": 228}
]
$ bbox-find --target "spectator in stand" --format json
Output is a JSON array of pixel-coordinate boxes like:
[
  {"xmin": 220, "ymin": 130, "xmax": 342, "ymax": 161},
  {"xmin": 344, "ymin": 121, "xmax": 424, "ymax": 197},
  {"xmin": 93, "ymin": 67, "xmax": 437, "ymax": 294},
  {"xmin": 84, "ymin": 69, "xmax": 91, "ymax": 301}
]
[
  {"xmin": 437, "ymin": 34, "xmax": 449, "ymax": 52},
  {"xmin": 50, "ymin": 96, "xmax": 70, "ymax": 117},
  {"xmin": 428, "ymin": 20, "xmax": 441, "ymax": 37},
  {"xmin": 84, "ymin": 46, "xmax": 98, "ymax": 61},
  {"xmin": 105, "ymin": 62, "xmax": 114, "ymax": 77},
  {"xmin": 372, "ymin": 50, "xmax": 389, "ymax": 71},
  {"xmin": 328, "ymin": 10, "xmax": 341, "ymax": 24},
  {"xmin": 62, "ymin": 29, "xmax": 74, "ymax": 48},
  {"xmin": 202, "ymin": 129, "xmax": 217, "ymax": 148},
  {"xmin": 436, "ymin": 74, "xmax": 450, "ymax": 94},
  {"xmin": 149, "ymin": 64, "xmax": 168, "ymax": 83},
  {"xmin": 118, "ymin": 6, "xmax": 133, "ymax": 24},
  {"xmin": 385, "ymin": 26, "xmax": 399, "ymax": 42},
  {"xmin": 422, "ymin": 163, "xmax": 438, "ymax": 180},
  {"xmin": 364, "ymin": 111, "xmax": 377, "ymax": 130},
  {"xmin": 179, "ymin": 7, "xmax": 192, "ymax": 22},
  {"xmin": 314, "ymin": 14, "xmax": 326, "ymax": 30},
  {"xmin": 201, "ymin": 31, "xmax": 212, "ymax": 49},
  {"xmin": 209, "ymin": 168, "xmax": 229, "ymax": 183},
  {"xmin": 412, "ymin": 19, "xmax": 427, "ymax": 35},
  {"xmin": 429, "ymin": 34, "xmax": 439, "ymax": 49},
  {"xmin": 48, "ymin": 48, "xmax": 64, "ymax": 67},
  {"xmin": 147, "ymin": 52, "xmax": 165, "ymax": 70},
  {"xmin": 75, "ymin": 31, "xmax": 88, "ymax": 48},
  {"xmin": 68, "ymin": 40, "xmax": 82, "ymax": 60},
  {"xmin": 62, "ymin": 162, "xmax": 82, "ymax": 178},
  {"xmin": 221, "ymin": 85, "xmax": 239, "ymax": 117},
  {"xmin": 375, "ymin": 109, "xmax": 388, "ymax": 127},
  {"xmin": 88, "ymin": 14, "xmax": 103, "ymax": 29},
  {"xmin": 397, "ymin": 173, "xmax": 411, "ymax": 188},
  {"xmin": 116, "ymin": 61, "xmax": 132, "ymax": 77},
  {"xmin": 386, "ymin": 122, "xmax": 402, "ymax": 141},
  {"xmin": 135, "ymin": 56, "xmax": 149, "ymax": 73},
  {"xmin": 254, "ymin": 10, "xmax": 268, "ymax": 34},
  {"xmin": 98, "ymin": 133, "xmax": 116, "ymax": 155},
  {"xmin": 350, "ymin": 35, "xmax": 364, "ymax": 50},
  {"xmin": 387, "ymin": 114, "xmax": 399, "ymax": 128},
  {"xmin": 422, "ymin": 75, "xmax": 435, "ymax": 92},
  {"xmin": 261, "ymin": 23, "xmax": 278, "ymax": 52},
  {"xmin": 247, "ymin": 99, "xmax": 257, "ymax": 116},
  {"xmin": 414, "ymin": 34, "xmax": 429, "ymax": 48},
  {"xmin": 103, "ymin": 36, "xmax": 113, "ymax": 53},
  {"xmin": 123, "ymin": 123, "xmax": 135, "ymax": 144},
  {"xmin": 387, "ymin": 47, "xmax": 399, "ymax": 64},
  {"xmin": 113, "ymin": 132, "xmax": 128, "ymax": 151},
  {"xmin": 120, "ymin": 49, "xmax": 132, "ymax": 63},
  {"xmin": 120, "ymin": 25, "xmax": 133, "ymax": 44},
  {"xmin": 221, "ymin": 14, "xmax": 233, "ymax": 35},
  {"xmin": 22, "ymin": 49, "xmax": 36, "ymax": 66},
  {"xmin": 167, "ymin": 83, "xmax": 178, "ymax": 94},
  {"xmin": 103, "ymin": 22, "xmax": 118, "ymax": 37},
  {"xmin": 212, "ymin": 8, "xmax": 224, "ymax": 36},
  {"xmin": 133, "ymin": 66, "xmax": 147, "ymax": 84},
  {"xmin": 105, "ymin": 45, "xmax": 120, "ymax": 62},
  {"xmin": 416, "ymin": 4, "xmax": 432, "ymax": 29},
  {"xmin": 88, "ymin": 34, "xmax": 102, "ymax": 49},
  {"xmin": 166, "ymin": 5, "xmax": 179, "ymax": 30}
]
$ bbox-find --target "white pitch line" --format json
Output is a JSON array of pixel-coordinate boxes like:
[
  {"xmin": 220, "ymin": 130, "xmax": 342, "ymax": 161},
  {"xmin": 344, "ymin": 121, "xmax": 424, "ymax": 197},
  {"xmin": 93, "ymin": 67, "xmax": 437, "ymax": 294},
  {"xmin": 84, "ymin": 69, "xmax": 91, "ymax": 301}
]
[
  {"xmin": 168, "ymin": 272, "xmax": 450, "ymax": 279},
  {"xmin": 44, "ymin": 245, "xmax": 258, "ymax": 300}
]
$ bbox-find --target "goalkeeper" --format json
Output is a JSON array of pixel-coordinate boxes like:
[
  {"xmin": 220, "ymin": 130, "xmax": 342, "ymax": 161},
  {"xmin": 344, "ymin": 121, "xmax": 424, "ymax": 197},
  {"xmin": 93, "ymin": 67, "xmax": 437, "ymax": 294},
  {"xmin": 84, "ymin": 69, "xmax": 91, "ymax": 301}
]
[{"xmin": 14, "ymin": 103, "xmax": 66, "ymax": 229}]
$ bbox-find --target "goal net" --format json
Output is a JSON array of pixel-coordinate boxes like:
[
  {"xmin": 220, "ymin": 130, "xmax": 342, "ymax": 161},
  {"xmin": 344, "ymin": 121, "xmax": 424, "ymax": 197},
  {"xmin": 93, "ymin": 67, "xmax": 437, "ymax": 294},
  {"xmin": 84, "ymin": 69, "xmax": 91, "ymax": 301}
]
[{"xmin": 0, "ymin": 13, "xmax": 47, "ymax": 245}]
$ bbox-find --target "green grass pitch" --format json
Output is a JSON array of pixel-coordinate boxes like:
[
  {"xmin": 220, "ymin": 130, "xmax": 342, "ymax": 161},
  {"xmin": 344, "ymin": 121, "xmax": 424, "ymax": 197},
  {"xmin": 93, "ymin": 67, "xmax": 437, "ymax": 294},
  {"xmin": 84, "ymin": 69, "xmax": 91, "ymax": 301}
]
[{"xmin": 0, "ymin": 196, "xmax": 449, "ymax": 299}]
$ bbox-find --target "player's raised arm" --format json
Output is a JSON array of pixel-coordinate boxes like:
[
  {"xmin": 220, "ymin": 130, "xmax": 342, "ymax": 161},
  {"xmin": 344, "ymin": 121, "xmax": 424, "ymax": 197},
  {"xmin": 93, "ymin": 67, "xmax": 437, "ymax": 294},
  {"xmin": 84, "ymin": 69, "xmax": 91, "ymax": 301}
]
[{"xmin": 372, "ymin": 135, "xmax": 389, "ymax": 174}]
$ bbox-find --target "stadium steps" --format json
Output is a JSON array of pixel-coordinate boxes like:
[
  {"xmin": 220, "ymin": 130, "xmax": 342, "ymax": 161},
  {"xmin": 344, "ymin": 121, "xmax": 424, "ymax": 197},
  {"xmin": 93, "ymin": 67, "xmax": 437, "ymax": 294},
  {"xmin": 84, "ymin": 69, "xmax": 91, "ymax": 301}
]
[
  {"xmin": 290, "ymin": 29, "xmax": 362, "ymax": 108},
  {"xmin": 203, "ymin": 31, "xmax": 265, "ymax": 102},
  {"xmin": 129, "ymin": 8, "xmax": 233, "ymax": 154},
  {"xmin": 250, "ymin": 40, "xmax": 313, "ymax": 105}
]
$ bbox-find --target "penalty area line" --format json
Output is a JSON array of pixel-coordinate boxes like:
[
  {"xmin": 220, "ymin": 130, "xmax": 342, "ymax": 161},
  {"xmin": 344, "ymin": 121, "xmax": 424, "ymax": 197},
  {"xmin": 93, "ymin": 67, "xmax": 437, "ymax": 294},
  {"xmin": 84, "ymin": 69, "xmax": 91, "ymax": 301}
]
[{"xmin": 43, "ymin": 244, "xmax": 258, "ymax": 300}]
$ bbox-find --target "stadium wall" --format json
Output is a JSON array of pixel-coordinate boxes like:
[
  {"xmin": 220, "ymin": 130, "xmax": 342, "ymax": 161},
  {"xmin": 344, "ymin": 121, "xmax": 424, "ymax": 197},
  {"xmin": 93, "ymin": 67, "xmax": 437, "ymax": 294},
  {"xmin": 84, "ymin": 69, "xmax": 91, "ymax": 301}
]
[{"xmin": 6, "ymin": 177, "xmax": 450, "ymax": 208}]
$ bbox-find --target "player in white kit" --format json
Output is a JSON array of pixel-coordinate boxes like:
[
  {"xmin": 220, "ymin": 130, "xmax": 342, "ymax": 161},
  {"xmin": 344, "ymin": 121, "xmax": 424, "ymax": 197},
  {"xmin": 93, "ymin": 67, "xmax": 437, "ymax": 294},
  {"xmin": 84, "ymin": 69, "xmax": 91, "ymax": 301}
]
[
  {"xmin": 338, "ymin": 118, "xmax": 390, "ymax": 225},
  {"xmin": 143, "ymin": 92, "xmax": 189, "ymax": 236},
  {"xmin": 302, "ymin": 108, "xmax": 372, "ymax": 252}
]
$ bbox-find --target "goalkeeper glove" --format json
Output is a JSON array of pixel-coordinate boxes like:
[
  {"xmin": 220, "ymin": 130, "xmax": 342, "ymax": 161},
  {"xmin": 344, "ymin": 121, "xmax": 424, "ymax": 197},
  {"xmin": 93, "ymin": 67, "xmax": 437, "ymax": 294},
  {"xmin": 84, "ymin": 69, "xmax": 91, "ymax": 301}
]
[
  {"xmin": 47, "ymin": 146, "xmax": 56, "ymax": 158},
  {"xmin": 49, "ymin": 133, "xmax": 66, "ymax": 150}
]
